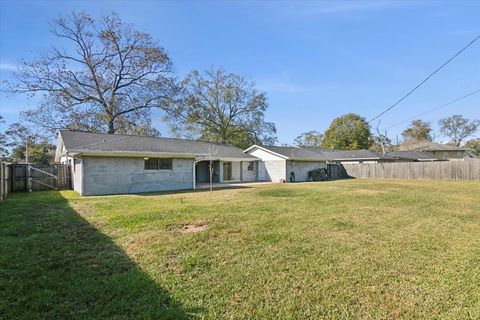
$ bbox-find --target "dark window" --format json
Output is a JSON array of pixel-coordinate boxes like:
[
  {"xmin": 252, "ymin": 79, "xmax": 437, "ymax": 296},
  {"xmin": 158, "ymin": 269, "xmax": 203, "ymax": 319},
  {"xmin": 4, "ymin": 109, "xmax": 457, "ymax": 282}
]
[
  {"xmin": 144, "ymin": 158, "xmax": 173, "ymax": 170},
  {"xmin": 247, "ymin": 161, "xmax": 255, "ymax": 171}
]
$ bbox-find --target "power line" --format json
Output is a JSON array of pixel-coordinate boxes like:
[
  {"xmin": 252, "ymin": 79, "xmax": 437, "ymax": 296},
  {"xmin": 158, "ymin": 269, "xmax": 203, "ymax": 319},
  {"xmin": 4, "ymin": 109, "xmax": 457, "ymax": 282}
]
[
  {"xmin": 382, "ymin": 88, "xmax": 480, "ymax": 131},
  {"xmin": 368, "ymin": 34, "xmax": 480, "ymax": 123}
]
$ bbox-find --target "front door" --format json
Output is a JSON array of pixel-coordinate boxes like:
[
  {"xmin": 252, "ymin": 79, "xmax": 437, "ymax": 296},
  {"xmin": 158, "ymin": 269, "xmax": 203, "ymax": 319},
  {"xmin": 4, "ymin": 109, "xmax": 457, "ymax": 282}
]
[{"xmin": 223, "ymin": 162, "xmax": 232, "ymax": 181}]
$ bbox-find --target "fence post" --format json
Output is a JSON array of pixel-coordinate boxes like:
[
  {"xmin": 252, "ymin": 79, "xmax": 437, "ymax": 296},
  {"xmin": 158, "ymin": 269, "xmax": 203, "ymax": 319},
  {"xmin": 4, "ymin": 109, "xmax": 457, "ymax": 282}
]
[
  {"xmin": 27, "ymin": 164, "xmax": 32, "ymax": 192},
  {"xmin": 54, "ymin": 165, "xmax": 58, "ymax": 190},
  {"xmin": 1, "ymin": 163, "xmax": 4, "ymax": 201}
]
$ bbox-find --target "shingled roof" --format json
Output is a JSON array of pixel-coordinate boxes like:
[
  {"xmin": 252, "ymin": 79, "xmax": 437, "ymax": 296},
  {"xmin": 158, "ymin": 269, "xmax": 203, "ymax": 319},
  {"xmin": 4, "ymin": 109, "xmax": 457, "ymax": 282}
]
[
  {"xmin": 248, "ymin": 145, "xmax": 393, "ymax": 161},
  {"xmin": 255, "ymin": 146, "xmax": 330, "ymax": 160},
  {"xmin": 247, "ymin": 145, "xmax": 446, "ymax": 162},
  {"xmin": 399, "ymin": 141, "xmax": 466, "ymax": 151},
  {"xmin": 56, "ymin": 131, "xmax": 257, "ymax": 160},
  {"xmin": 385, "ymin": 151, "xmax": 441, "ymax": 161},
  {"xmin": 306, "ymin": 148, "xmax": 391, "ymax": 160}
]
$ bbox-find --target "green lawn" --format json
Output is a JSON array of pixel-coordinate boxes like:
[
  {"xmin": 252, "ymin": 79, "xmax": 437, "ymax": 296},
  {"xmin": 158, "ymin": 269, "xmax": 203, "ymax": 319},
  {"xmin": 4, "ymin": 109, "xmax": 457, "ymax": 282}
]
[{"xmin": 1, "ymin": 180, "xmax": 479, "ymax": 319}]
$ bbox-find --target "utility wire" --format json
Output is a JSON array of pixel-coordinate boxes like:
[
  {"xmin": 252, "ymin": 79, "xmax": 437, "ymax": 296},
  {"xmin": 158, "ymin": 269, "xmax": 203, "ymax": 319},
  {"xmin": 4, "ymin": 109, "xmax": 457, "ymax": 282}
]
[
  {"xmin": 382, "ymin": 88, "xmax": 480, "ymax": 131},
  {"xmin": 368, "ymin": 34, "xmax": 480, "ymax": 123}
]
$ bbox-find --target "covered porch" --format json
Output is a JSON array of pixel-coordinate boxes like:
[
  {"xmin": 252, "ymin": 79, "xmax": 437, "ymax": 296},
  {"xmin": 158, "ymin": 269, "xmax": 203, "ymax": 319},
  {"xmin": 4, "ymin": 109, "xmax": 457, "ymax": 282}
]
[{"xmin": 193, "ymin": 158, "xmax": 259, "ymax": 189}]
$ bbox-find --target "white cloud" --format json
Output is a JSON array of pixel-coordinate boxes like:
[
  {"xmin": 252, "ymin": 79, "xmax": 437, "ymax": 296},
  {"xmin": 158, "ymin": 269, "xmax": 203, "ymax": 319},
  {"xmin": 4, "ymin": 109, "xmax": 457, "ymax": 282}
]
[
  {"xmin": 0, "ymin": 63, "xmax": 17, "ymax": 71},
  {"xmin": 256, "ymin": 71, "xmax": 310, "ymax": 94}
]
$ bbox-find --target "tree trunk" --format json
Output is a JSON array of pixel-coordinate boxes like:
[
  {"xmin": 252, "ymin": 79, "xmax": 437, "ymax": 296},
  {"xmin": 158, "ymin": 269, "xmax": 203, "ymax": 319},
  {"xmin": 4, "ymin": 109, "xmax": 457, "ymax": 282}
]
[{"xmin": 107, "ymin": 119, "xmax": 115, "ymax": 134}]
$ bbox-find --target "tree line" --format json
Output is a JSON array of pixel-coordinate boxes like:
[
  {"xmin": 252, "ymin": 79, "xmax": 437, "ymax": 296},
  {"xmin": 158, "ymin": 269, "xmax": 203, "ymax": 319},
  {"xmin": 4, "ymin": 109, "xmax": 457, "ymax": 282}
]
[
  {"xmin": 293, "ymin": 114, "xmax": 480, "ymax": 155},
  {"xmin": 1, "ymin": 11, "xmax": 479, "ymax": 163}
]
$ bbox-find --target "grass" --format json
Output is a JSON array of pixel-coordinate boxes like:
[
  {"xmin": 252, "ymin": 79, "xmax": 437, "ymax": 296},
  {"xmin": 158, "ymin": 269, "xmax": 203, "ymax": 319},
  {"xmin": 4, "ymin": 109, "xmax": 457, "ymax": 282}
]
[{"xmin": 1, "ymin": 179, "xmax": 479, "ymax": 319}]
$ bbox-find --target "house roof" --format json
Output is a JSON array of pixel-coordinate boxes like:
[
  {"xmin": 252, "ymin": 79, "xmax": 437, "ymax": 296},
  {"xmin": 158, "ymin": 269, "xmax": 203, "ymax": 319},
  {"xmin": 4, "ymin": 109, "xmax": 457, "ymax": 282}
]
[
  {"xmin": 399, "ymin": 141, "xmax": 466, "ymax": 151},
  {"xmin": 246, "ymin": 145, "xmax": 393, "ymax": 161},
  {"xmin": 57, "ymin": 130, "xmax": 257, "ymax": 160},
  {"xmin": 306, "ymin": 148, "xmax": 391, "ymax": 160},
  {"xmin": 257, "ymin": 145, "xmax": 329, "ymax": 160},
  {"xmin": 384, "ymin": 151, "xmax": 441, "ymax": 161}
]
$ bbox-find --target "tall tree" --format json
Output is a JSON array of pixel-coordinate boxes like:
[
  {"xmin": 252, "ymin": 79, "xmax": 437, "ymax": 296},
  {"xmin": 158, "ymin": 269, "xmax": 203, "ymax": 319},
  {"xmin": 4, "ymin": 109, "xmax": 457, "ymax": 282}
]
[
  {"xmin": 321, "ymin": 113, "xmax": 372, "ymax": 150},
  {"xmin": 464, "ymin": 138, "xmax": 480, "ymax": 156},
  {"xmin": 401, "ymin": 119, "xmax": 432, "ymax": 143},
  {"xmin": 294, "ymin": 131, "xmax": 323, "ymax": 147},
  {"xmin": 3, "ymin": 123, "xmax": 54, "ymax": 164},
  {"xmin": 438, "ymin": 114, "xmax": 479, "ymax": 146},
  {"xmin": 0, "ymin": 116, "xmax": 8, "ymax": 160},
  {"xmin": 7, "ymin": 11, "xmax": 177, "ymax": 135},
  {"xmin": 166, "ymin": 67, "xmax": 277, "ymax": 149}
]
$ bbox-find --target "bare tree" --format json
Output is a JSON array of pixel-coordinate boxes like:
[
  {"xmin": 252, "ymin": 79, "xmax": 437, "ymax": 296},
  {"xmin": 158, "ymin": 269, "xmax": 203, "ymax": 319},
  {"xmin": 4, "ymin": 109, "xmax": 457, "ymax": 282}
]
[
  {"xmin": 370, "ymin": 122, "xmax": 394, "ymax": 154},
  {"xmin": 7, "ymin": 11, "xmax": 178, "ymax": 135},
  {"xmin": 438, "ymin": 115, "xmax": 480, "ymax": 146}
]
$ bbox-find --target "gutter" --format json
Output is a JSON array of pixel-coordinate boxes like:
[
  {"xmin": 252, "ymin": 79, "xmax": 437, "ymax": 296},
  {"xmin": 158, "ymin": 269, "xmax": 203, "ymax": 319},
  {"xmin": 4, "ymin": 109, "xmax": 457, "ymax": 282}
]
[{"xmin": 64, "ymin": 149, "xmax": 196, "ymax": 159}]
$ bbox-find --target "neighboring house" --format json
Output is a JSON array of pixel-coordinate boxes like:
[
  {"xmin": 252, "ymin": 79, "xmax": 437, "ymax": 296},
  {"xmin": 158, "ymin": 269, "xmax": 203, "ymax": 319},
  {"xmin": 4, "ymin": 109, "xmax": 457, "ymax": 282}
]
[
  {"xmin": 399, "ymin": 141, "xmax": 476, "ymax": 160},
  {"xmin": 245, "ymin": 145, "xmax": 444, "ymax": 183},
  {"xmin": 384, "ymin": 151, "xmax": 441, "ymax": 162},
  {"xmin": 306, "ymin": 148, "xmax": 394, "ymax": 164},
  {"xmin": 55, "ymin": 131, "xmax": 260, "ymax": 195},
  {"xmin": 244, "ymin": 146, "xmax": 390, "ymax": 182}
]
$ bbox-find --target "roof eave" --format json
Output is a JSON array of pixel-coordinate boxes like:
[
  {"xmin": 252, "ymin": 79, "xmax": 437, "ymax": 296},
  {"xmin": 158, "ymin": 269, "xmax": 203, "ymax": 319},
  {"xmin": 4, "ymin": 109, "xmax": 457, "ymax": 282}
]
[
  {"xmin": 64, "ymin": 149, "xmax": 260, "ymax": 161},
  {"xmin": 289, "ymin": 157, "xmax": 328, "ymax": 161},
  {"xmin": 66, "ymin": 149, "xmax": 196, "ymax": 158},
  {"xmin": 334, "ymin": 157, "xmax": 381, "ymax": 161}
]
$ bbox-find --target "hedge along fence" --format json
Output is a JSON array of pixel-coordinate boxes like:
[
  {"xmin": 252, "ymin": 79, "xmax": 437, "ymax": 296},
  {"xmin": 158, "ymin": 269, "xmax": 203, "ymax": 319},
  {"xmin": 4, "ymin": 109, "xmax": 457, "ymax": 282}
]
[{"xmin": 341, "ymin": 159, "xmax": 480, "ymax": 181}]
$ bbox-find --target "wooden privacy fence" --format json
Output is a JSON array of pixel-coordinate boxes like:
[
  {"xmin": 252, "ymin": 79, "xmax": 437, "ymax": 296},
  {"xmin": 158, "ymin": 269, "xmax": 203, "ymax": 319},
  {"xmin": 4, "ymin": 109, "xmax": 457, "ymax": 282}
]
[
  {"xmin": 1, "ymin": 163, "xmax": 11, "ymax": 201},
  {"xmin": 0, "ymin": 163, "xmax": 72, "ymax": 201},
  {"xmin": 327, "ymin": 164, "xmax": 347, "ymax": 180},
  {"xmin": 340, "ymin": 160, "xmax": 480, "ymax": 181}
]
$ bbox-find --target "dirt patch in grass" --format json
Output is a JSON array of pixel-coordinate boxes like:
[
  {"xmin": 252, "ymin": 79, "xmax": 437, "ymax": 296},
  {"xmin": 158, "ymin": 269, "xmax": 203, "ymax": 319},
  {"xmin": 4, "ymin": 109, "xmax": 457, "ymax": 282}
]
[{"xmin": 174, "ymin": 224, "xmax": 208, "ymax": 234}]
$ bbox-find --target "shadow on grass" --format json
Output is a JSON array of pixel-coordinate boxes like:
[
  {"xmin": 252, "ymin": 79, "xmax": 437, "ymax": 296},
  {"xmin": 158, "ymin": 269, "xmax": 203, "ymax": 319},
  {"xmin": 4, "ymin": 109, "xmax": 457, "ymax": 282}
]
[{"xmin": 0, "ymin": 192, "xmax": 196, "ymax": 319}]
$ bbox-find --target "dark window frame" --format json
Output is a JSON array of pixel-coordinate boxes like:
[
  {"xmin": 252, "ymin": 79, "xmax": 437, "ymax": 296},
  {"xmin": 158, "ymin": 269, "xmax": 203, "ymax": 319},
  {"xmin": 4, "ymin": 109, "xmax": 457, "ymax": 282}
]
[
  {"xmin": 144, "ymin": 158, "xmax": 173, "ymax": 170},
  {"xmin": 247, "ymin": 161, "xmax": 255, "ymax": 171}
]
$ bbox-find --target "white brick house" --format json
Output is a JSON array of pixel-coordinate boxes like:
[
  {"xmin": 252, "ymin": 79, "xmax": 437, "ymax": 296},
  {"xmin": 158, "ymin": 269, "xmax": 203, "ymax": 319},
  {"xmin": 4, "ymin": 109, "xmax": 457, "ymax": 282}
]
[{"xmin": 55, "ymin": 131, "xmax": 260, "ymax": 196}]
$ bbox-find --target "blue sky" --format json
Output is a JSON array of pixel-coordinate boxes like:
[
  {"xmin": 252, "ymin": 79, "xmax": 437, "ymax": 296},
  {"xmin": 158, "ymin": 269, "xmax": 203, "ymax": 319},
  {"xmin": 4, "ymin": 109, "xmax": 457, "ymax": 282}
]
[{"xmin": 1, "ymin": 0, "xmax": 479, "ymax": 144}]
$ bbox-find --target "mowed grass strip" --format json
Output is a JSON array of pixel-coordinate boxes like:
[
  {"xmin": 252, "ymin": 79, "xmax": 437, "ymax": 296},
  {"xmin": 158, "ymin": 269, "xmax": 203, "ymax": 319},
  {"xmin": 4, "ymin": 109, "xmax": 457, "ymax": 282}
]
[{"xmin": 1, "ymin": 180, "xmax": 479, "ymax": 319}]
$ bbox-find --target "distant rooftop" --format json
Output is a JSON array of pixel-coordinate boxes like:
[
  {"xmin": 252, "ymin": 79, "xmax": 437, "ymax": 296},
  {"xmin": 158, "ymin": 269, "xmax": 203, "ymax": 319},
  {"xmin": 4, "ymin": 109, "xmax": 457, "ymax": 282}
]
[
  {"xmin": 250, "ymin": 145, "xmax": 443, "ymax": 161},
  {"xmin": 385, "ymin": 151, "xmax": 441, "ymax": 161},
  {"xmin": 251, "ymin": 145, "xmax": 392, "ymax": 161},
  {"xmin": 256, "ymin": 145, "xmax": 328, "ymax": 160},
  {"xmin": 399, "ymin": 141, "xmax": 466, "ymax": 151}
]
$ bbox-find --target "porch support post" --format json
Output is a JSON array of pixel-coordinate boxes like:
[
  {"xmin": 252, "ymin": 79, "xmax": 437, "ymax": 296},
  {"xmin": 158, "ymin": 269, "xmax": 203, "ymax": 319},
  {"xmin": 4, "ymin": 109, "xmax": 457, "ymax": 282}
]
[
  {"xmin": 192, "ymin": 159, "xmax": 201, "ymax": 190},
  {"xmin": 240, "ymin": 161, "xmax": 243, "ymax": 181}
]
